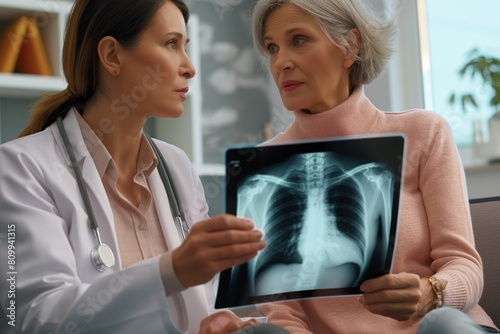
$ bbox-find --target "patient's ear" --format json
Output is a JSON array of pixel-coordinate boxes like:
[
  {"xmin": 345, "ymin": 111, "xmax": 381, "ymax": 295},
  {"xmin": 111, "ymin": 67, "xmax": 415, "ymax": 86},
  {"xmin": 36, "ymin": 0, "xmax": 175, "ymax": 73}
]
[
  {"xmin": 97, "ymin": 36, "xmax": 121, "ymax": 76},
  {"xmin": 343, "ymin": 28, "xmax": 361, "ymax": 68}
]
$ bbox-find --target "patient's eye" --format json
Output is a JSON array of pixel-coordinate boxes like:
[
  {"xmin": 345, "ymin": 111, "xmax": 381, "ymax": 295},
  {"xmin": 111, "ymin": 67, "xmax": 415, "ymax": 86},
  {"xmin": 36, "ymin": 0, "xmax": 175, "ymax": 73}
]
[{"xmin": 266, "ymin": 43, "xmax": 279, "ymax": 54}]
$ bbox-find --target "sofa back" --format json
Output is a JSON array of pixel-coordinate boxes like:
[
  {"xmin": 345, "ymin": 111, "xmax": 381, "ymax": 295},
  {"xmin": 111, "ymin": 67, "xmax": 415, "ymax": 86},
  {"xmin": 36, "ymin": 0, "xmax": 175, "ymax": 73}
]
[
  {"xmin": 200, "ymin": 176, "xmax": 500, "ymax": 325},
  {"xmin": 470, "ymin": 196, "xmax": 500, "ymax": 326}
]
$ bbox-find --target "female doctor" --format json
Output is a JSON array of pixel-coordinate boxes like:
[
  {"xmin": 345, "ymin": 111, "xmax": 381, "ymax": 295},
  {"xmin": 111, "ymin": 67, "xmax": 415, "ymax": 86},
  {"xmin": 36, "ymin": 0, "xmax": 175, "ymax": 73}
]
[{"xmin": 0, "ymin": 0, "xmax": 279, "ymax": 333}]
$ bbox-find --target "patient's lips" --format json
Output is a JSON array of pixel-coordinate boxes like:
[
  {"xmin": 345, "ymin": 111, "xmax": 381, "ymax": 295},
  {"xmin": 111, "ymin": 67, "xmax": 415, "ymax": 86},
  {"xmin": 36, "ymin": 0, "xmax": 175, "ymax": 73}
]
[{"xmin": 281, "ymin": 80, "xmax": 303, "ymax": 92}]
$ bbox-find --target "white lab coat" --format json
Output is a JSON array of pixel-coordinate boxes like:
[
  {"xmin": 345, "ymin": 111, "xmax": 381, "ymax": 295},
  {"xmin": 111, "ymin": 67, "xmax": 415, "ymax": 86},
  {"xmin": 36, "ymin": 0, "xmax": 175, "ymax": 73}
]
[{"xmin": 0, "ymin": 110, "xmax": 214, "ymax": 334}]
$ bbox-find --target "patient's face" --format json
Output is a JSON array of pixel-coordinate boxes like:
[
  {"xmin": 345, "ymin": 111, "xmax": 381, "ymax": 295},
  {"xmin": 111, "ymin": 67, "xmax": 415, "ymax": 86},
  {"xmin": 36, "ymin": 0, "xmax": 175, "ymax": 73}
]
[{"xmin": 262, "ymin": 3, "xmax": 352, "ymax": 114}]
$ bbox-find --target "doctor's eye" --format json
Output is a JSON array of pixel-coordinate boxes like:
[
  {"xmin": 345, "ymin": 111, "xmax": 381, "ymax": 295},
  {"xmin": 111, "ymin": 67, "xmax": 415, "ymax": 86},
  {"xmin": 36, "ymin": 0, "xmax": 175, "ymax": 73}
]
[{"xmin": 165, "ymin": 39, "xmax": 177, "ymax": 48}]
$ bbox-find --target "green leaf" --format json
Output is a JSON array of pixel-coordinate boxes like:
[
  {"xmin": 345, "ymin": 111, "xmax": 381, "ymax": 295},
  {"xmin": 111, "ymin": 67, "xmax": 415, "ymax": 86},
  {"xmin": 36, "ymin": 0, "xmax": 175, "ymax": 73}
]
[
  {"xmin": 461, "ymin": 94, "xmax": 478, "ymax": 113},
  {"xmin": 449, "ymin": 48, "xmax": 500, "ymax": 113},
  {"xmin": 449, "ymin": 93, "xmax": 456, "ymax": 105},
  {"xmin": 490, "ymin": 94, "xmax": 500, "ymax": 107}
]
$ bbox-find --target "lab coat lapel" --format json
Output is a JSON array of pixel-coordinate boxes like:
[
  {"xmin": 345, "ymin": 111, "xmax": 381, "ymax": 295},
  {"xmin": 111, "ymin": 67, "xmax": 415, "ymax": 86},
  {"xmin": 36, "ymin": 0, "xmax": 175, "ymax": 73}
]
[
  {"xmin": 149, "ymin": 169, "xmax": 181, "ymax": 248},
  {"xmin": 149, "ymin": 163, "xmax": 210, "ymax": 334}
]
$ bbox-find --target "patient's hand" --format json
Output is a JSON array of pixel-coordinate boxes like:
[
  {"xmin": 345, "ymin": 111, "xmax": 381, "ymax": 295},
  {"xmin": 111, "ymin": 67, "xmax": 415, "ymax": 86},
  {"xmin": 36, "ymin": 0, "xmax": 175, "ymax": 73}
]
[
  {"xmin": 358, "ymin": 272, "xmax": 422, "ymax": 321},
  {"xmin": 199, "ymin": 310, "xmax": 257, "ymax": 334}
]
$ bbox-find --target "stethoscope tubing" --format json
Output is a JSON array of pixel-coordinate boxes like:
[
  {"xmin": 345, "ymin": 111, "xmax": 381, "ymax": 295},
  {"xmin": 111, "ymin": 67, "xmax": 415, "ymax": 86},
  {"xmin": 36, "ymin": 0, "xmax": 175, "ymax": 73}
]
[
  {"xmin": 57, "ymin": 116, "xmax": 115, "ymax": 271},
  {"xmin": 145, "ymin": 133, "xmax": 191, "ymax": 240},
  {"xmin": 56, "ymin": 116, "xmax": 100, "ymax": 234}
]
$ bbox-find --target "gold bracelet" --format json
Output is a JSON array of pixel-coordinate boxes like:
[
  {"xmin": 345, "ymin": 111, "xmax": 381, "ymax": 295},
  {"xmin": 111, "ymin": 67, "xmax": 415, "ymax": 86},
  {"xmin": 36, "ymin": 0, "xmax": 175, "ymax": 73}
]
[{"xmin": 428, "ymin": 276, "xmax": 445, "ymax": 309}]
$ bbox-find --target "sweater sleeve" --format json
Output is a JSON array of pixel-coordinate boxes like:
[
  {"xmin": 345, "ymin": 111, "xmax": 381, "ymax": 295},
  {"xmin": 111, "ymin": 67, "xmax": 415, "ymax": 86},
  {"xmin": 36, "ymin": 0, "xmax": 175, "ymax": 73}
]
[{"xmin": 417, "ymin": 113, "xmax": 483, "ymax": 311}]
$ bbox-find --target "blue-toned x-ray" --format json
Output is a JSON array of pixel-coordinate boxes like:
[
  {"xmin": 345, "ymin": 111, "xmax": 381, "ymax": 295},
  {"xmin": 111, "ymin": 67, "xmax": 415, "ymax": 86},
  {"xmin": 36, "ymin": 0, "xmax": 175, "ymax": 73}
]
[{"xmin": 215, "ymin": 135, "xmax": 405, "ymax": 309}]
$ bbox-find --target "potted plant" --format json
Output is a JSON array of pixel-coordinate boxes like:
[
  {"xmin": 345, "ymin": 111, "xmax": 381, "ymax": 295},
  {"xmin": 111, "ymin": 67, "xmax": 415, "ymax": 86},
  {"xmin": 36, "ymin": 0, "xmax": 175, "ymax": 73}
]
[{"xmin": 449, "ymin": 49, "xmax": 500, "ymax": 158}]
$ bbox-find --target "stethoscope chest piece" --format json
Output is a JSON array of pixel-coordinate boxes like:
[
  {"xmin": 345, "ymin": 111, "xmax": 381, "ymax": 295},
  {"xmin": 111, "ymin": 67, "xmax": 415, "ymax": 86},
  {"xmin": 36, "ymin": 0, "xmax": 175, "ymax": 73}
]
[{"xmin": 91, "ymin": 243, "xmax": 115, "ymax": 272}]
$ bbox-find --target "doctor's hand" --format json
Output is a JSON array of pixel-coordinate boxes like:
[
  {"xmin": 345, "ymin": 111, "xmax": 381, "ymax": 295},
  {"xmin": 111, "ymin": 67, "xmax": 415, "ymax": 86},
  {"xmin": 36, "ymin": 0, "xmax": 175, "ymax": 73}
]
[
  {"xmin": 199, "ymin": 310, "xmax": 257, "ymax": 334},
  {"xmin": 171, "ymin": 214, "xmax": 266, "ymax": 288}
]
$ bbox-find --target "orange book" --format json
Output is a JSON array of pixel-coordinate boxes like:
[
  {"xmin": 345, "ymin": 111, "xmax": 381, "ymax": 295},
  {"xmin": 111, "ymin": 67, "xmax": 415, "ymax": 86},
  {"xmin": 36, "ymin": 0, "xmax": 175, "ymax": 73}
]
[
  {"xmin": 0, "ymin": 16, "xmax": 29, "ymax": 73},
  {"xmin": 0, "ymin": 16, "xmax": 52, "ymax": 75},
  {"xmin": 16, "ymin": 17, "xmax": 52, "ymax": 76}
]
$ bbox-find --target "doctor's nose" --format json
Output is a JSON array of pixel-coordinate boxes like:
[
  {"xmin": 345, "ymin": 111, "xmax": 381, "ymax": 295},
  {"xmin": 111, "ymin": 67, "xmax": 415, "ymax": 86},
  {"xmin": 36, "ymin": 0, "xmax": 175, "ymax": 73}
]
[{"xmin": 181, "ymin": 52, "xmax": 196, "ymax": 79}]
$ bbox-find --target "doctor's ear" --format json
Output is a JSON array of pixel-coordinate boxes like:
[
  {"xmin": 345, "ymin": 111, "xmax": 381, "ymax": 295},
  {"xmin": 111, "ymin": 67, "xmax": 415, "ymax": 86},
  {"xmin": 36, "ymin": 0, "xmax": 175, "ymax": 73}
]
[
  {"xmin": 97, "ymin": 36, "xmax": 122, "ymax": 76},
  {"xmin": 343, "ymin": 28, "xmax": 362, "ymax": 68}
]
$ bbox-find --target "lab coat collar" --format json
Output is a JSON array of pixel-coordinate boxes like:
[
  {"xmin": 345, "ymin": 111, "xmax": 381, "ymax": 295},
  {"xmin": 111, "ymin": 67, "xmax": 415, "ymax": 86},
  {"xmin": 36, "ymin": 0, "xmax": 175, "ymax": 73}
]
[{"xmin": 51, "ymin": 108, "xmax": 88, "ymax": 167}]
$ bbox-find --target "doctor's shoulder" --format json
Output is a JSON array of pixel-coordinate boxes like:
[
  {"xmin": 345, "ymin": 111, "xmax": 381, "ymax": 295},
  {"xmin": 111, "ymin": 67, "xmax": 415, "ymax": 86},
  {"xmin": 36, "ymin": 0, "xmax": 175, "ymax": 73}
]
[
  {"xmin": 0, "ymin": 128, "xmax": 61, "ymax": 174},
  {"xmin": 0, "ymin": 127, "xmax": 55, "ymax": 152}
]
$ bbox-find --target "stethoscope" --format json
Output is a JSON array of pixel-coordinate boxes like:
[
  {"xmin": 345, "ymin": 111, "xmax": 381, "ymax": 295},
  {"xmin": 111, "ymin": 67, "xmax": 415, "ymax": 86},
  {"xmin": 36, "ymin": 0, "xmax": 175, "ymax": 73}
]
[{"xmin": 56, "ymin": 116, "xmax": 190, "ymax": 272}]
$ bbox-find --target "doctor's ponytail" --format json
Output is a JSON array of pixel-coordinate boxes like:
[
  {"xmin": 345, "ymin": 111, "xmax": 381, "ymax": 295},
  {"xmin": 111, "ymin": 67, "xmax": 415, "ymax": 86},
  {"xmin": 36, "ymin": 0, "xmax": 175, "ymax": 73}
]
[
  {"xmin": 18, "ymin": 0, "xmax": 189, "ymax": 138},
  {"xmin": 17, "ymin": 89, "xmax": 81, "ymax": 138}
]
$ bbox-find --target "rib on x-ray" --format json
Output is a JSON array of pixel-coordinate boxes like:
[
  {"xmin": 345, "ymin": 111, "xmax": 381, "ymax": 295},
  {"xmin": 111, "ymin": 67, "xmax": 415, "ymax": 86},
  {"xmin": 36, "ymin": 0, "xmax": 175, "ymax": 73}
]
[{"xmin": 231, "ymin": 151, "xmax": 394, "ymax": 299}]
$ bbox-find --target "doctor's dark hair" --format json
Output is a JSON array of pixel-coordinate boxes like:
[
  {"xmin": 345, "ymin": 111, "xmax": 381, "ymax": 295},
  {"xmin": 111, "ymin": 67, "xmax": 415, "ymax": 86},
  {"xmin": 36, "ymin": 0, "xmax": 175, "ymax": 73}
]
[
  {"xmin": 18, "ymin": 0, "xmax": 189, "ymax": 137},
  {"xmin": 251, "ymin": 0, "xmax": 396, "ymax": 88}
]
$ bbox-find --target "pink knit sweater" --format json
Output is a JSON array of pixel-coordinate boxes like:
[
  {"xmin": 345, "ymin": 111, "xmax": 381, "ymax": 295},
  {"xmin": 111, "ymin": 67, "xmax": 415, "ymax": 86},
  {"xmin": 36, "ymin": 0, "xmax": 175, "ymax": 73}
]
[{"xmin": 257, "ymin": 87, "xmax": 496, "ymax": 333}]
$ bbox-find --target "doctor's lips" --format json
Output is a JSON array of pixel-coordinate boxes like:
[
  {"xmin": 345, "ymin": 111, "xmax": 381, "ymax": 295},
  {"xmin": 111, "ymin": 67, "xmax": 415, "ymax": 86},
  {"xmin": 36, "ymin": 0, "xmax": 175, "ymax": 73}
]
[
  {"xmin": 176, "ymin": 87, "xmax": 189, "ymax": 101},
  {"xmin": 281, "ymin": 80, "xmax": 303, "ymax": 92}
]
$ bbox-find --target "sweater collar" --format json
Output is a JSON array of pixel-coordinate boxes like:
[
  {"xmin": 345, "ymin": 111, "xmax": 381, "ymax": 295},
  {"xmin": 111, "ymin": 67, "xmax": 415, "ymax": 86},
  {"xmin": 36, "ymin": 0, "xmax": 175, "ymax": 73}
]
[{"xmin": 288, "ymin": 86, "xmax": 380, "ymax": 139}]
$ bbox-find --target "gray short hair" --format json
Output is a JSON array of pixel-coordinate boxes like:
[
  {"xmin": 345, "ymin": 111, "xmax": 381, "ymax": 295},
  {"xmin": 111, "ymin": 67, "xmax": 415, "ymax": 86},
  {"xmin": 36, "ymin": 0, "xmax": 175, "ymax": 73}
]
[{"xmin": 251, "ymin": 0, "xmax": 396, "ymax": 86}]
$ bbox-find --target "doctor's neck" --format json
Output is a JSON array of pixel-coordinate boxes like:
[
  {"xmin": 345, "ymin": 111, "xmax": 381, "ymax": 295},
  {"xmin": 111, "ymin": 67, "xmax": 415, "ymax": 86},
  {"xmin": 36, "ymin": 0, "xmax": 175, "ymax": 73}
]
[{"xmin": 80, "ymin": 93, "xmax": 146, "ymax": 172}]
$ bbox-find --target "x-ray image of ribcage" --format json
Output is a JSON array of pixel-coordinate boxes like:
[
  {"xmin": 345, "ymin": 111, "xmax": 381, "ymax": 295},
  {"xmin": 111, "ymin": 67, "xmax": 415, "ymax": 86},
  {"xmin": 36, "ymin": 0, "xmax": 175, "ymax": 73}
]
[{"xmin": 233, "ymin": 152, "xmax": 394, "ymax": 297}]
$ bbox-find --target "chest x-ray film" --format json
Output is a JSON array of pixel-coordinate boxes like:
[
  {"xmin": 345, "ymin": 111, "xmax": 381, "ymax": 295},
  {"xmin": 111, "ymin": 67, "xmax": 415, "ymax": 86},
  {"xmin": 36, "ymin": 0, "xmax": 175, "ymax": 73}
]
[{"xmin": 214, "ymin": 134, "xmax": 406, "ymax": 309}]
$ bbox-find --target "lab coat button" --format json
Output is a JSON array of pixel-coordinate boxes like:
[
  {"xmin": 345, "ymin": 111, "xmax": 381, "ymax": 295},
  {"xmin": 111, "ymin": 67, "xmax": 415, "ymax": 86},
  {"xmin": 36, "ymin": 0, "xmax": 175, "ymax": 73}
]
[{"xmin": 138, "ymin": 223, "xmax": 146, "ymax": 231}]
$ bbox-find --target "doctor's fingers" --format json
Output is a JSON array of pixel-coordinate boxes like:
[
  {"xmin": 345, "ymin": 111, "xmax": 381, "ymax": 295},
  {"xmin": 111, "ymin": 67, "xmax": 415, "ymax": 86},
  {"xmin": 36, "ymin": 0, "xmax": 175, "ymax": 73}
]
[
  {"xmin": 172, "ymin": 243, "xmax": 262, "ymax": 287},
  {"xmin": 192, "ymin": 240, "xmax": 265, "ymax": 275},
  {"xmin": 193, "ymin": 252, "xmax": 258, "ymax": 284},
  {"xmin": 182, "ymin": 230, "xmax": 266, "ymax": 261},
  {"xmin": 188, "ymin": 226, "xmax": 265, "ymax": 248},
  {"xmin": 192, "ymin": 214, "xmax": 256, "ymax": 233}
]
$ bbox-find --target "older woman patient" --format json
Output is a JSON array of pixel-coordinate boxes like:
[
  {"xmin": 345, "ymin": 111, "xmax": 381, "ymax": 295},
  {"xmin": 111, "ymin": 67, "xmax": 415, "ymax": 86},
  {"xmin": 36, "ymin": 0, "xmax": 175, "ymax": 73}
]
[{"xmin": 249, "ymin": 0, "xmax": 498, "ymax": 333}]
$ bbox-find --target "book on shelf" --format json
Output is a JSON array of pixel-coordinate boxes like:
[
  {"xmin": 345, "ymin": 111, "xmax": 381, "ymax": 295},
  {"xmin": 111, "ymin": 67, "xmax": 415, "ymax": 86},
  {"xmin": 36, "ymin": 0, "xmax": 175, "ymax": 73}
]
[{"xmin": 0, "ymin": 16, "xmax": 52, "ymax": 76}]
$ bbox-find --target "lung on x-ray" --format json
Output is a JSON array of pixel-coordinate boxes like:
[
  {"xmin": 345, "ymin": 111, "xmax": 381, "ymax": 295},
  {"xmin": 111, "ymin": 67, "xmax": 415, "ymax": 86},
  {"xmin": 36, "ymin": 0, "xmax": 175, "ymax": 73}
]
[{"xmin": 215, "ymin": 134, "xmax": 405, "ymax": 309}]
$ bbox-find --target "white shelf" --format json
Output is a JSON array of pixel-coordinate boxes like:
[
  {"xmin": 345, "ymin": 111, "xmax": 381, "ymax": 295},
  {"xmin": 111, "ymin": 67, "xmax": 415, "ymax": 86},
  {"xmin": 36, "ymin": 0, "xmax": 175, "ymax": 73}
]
[
  {"xmin": 0, "ymin": 0, "xmax": 72, "ymax": 98},
  {"xmin": 0, "ymin": 73, "xmax": 66, "ymax": 97}
]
